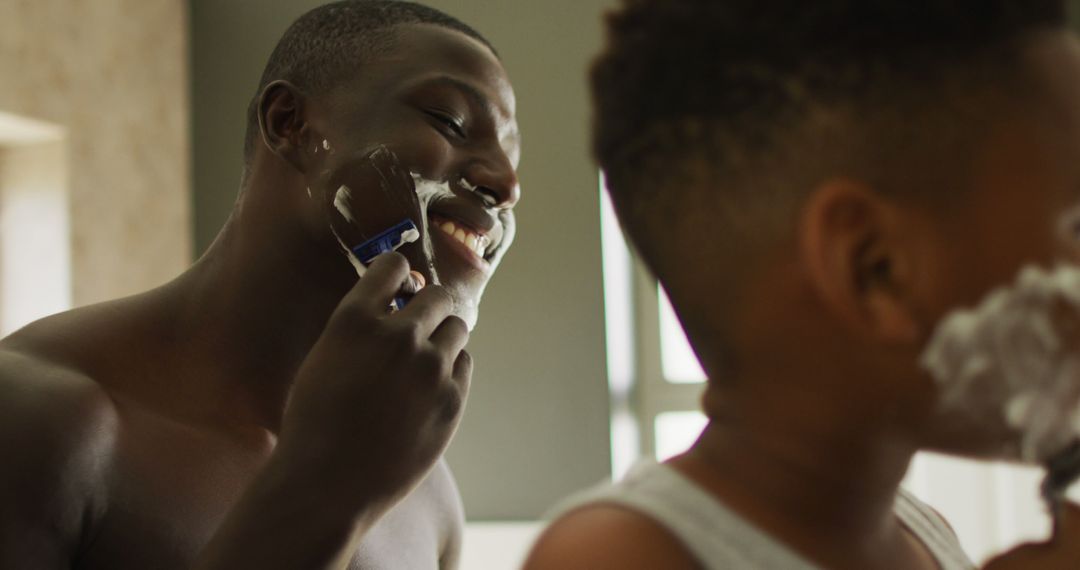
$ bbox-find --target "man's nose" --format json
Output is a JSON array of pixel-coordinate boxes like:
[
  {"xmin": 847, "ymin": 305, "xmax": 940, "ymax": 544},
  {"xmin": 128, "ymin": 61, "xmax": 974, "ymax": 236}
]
[{"xmin": 461, "ymin": 154, "xmax": 520, "ymax": 209}]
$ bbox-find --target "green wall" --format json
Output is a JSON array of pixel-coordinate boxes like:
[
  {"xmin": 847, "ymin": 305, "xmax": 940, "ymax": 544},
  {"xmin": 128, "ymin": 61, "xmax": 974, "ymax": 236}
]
[{"xmin": 190, "ymin": 0, "xmax": 613, "ymax": 519}]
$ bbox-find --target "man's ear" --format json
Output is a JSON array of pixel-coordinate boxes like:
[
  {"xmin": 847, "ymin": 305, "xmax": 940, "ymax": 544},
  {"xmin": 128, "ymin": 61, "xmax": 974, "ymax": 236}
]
[
  {"xmin": 797, "ymin": 180, "xmax": 920, "ymax": 344},
  {"xmin": 257, "ymin": 80, "xmax": 313, "ymax": 173}
]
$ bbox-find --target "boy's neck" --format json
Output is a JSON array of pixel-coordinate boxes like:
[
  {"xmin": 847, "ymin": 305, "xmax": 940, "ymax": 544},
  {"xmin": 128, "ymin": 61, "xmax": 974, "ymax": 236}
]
[{"xmin": 670, "ymin": 385, "xmax": 932, "ymax": 569}]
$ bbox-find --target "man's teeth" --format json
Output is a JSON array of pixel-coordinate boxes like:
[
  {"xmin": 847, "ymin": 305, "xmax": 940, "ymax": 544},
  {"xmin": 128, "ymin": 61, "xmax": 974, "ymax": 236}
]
[{"xmin": 437, "ymin": 219, "xmax": 491, "ymax": 257}]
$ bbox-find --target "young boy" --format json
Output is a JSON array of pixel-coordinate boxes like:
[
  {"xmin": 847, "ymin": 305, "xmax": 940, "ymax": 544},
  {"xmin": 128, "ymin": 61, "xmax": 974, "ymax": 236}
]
[
  {"xmin": 527, "ymin": 0, "xmax": 1080, "ymax": 568},
  {"xmin": 0, "ymin": 2, "xmax": 520, "ymax": 569}
]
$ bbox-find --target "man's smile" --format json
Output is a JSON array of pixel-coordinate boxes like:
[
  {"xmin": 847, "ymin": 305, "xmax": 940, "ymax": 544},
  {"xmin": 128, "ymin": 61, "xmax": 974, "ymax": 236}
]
[
  {"xmin": 427, "ymin": 199, "xmax": 507, "ymax": 271},
  {"xmin": 432, "ymin": 215, "xmax": 491, "ymax": 260}
]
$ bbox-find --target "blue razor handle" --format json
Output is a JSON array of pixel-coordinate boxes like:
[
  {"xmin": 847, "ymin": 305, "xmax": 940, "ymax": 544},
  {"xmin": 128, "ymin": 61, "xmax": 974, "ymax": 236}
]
[{"xmin": 352, "ymin": 219, "xmax": 421, "ymax": 310}]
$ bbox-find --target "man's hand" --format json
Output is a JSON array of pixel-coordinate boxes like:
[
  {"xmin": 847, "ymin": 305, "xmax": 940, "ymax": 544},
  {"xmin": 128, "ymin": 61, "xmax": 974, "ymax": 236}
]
[
  {"xmin": 276, "ymin": 251, "xmax": 471, "ymax": 508},
  {"xmin": 983, "ymin": 502, "xmax": 1080, "ymax": 569},
  {"xmin": 195, "ymin": 252, "xmax": 471, "ymax": 570}
]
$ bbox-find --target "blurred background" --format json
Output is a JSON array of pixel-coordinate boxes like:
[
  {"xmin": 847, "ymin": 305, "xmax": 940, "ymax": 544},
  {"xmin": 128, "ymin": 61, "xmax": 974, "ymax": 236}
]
[{"xmin": 3, "ymin": 1, "xmax": 1078, "ymax": 567}]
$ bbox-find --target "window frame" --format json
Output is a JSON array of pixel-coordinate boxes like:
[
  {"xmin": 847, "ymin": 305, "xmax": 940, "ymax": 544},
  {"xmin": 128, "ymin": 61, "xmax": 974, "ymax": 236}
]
[
  {"xmin": 600, "ymin": 181, "xmax": 705, "ymax": 470},
  {"xmin": 631, "ymin": 264, "xmax": 706, "ymax": 459}
]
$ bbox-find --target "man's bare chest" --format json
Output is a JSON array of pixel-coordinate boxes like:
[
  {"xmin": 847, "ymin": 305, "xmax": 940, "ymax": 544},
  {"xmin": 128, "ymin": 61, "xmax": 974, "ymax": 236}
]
[
  {"xmin": 72, "ymin": 411, "xmax": 266, "ymax": 569},
  {"xmin": 71, "ymin": 412, "xmax": 451, "ymax": 570}
]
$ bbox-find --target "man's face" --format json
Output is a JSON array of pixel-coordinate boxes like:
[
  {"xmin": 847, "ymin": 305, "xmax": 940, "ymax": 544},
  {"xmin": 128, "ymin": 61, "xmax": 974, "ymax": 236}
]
[
  {"xmin": 304, "ymin": 24, "xmax": 521, "ymax": 327},
  {"xmin": 911, "ymin": 32, "xmax": 1080, "ymax": 459}
]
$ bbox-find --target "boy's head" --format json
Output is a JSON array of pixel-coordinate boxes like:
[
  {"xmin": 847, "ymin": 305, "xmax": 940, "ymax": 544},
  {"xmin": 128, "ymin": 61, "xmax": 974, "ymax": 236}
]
[
  {"xmin": 594, "ymin": 0, "xmax": 1080, "ymax": 457},
  {"xmin": 244, "ymin": 1, "xmax": 521, "ymax": 328}
]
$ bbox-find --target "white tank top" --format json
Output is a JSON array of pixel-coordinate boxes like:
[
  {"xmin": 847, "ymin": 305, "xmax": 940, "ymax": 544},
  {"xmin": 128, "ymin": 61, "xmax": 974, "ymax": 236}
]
[{"xmin": 549, "ymin": 461, "xmax": 974, "ymax": 570}]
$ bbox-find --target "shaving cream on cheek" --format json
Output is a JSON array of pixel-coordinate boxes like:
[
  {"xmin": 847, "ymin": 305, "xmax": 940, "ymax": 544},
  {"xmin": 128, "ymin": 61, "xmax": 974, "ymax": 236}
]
[
  {"xmin": 411, "ymin": 173, "xmax": 458, "ymax": 287},
  {"xmin": 411, "ymin": 173, "xmax": 488, "ymax": 324},
  {"xmin": 920, "ymin": 264, "xmax": 1080, "ymax": 463},
  {"xmin": 318, "ymin": 145, "xmax": 435, "ymax": 286},
  {"xmin": 330, "ymin": 184, "xmax": 370, "ymax": 277}
]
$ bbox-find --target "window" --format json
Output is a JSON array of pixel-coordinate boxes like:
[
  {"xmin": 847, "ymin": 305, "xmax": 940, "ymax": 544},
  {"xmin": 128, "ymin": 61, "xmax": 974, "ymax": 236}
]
[
  {"xmin": 652, "ymin": 289, "xmax": 708, "ymax": 461},
  {"xmin": 600, "ymin": 181, "xmax": 706, "ymax": 474},
  {"xmin": 654, "ymin": 411, "xmax": 708, "ymax": 461},
  {"xmin": 659, "ymin": 288, "xmax": 707, "ymax": 384}
]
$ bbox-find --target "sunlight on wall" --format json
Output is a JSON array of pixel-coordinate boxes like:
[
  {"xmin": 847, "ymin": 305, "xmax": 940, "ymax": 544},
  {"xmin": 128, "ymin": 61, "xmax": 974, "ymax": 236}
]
[
  {"xmin": 0, "ymin": 112, "xmax": 70, "ymax": 335},
  {"xmin": 0, "ymin": 111, "xmax": 64, "ymax": 146}
]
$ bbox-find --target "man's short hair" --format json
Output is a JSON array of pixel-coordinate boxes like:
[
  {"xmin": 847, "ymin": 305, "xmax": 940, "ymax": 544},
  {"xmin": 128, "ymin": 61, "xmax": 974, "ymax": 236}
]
[
  {"xmin": 244, "ymin": 0, "xmax": 494, "ymax": 163},
  {"xmin": 592, "ymin": 0, "xmax": 1071, "ymax": 278}
]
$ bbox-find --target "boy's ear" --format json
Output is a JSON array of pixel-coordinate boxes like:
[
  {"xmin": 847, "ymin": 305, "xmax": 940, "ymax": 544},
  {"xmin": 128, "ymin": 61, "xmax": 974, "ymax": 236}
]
[
  {"xmin": 257, "ymin": 80, "xmax": 313, "ymax": 173},
  {"xmin": 798, "ymin": 180, "xmax": 920, "ymax": 344}
]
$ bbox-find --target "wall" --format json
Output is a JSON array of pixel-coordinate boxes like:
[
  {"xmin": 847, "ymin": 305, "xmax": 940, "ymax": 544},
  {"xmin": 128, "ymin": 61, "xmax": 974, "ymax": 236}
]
[
  {"xmin": 0, "ymin": 0, "xmax": 191, "ymax": 306},
  {"xmin": 0, "ymin": 138, "xmax": 70, "ymax": 334},
  {"xmin": 190, "ymin": 0, "xmax": 614, "ymax": 519}
]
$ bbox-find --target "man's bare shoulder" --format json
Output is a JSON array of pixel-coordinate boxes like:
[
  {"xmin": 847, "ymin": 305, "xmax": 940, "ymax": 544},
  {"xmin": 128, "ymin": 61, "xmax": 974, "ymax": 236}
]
[
  {"xmin": 0, "ymin": 293, "xmax": 167, "ymax": 456},
  {"xmin": 0, "ymin": 343, "xmax": 121, "ymax": 565},
  {"xmin": 524, "ymin": 504, "xmax": 702, "ymax": 570},
  {"xmin": 0, "ymin": 343, "xmax": 121, "ymax": 480}
]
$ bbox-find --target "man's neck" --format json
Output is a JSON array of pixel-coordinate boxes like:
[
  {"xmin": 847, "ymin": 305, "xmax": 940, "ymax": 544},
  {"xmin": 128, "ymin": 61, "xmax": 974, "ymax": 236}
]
[
  {"xmin": 671, "ymin": 383, "xmax": 930, "ymax": 569},
  {"xmin": 164, "ymin": 169, "xmax": 358, "ymax": 432}
]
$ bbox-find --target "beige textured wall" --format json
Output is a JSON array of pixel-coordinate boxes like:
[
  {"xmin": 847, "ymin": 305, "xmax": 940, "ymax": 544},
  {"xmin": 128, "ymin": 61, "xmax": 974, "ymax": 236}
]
[{"xmin": 0, "ymin": 0, "xmax": 190, "ymax": 306}]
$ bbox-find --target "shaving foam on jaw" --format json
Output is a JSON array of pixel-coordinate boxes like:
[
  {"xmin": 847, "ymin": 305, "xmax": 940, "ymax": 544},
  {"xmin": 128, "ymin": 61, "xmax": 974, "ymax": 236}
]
[{"xmin": 920, "ymin": 264, "xmax": 1080, "ymax": 463}]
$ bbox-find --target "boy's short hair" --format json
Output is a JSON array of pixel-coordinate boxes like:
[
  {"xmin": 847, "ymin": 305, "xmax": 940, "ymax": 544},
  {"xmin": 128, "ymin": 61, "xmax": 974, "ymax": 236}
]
[
  {"xmin": 591, "ymin": 0, "xmax": 1070, "ymax": 294},
  {"xmin": 244, "ymin": 0, "xmax": 494, "ymax": 162}
]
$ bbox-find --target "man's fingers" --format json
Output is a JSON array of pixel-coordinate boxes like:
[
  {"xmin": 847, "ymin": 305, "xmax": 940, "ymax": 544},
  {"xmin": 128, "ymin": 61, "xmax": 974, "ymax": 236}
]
[
  {"xmin": 429, "ymin": 316, "xmax": 470, "ymax": 359},
  {"xmin": 451, "ymin": 349, "xmax": 472, "ymax": 393},
  {"xmin": 399, "ymin": 271, "xmax": 426, "ymax": 297},
  {"xmin": 395, "ymin": 285, "xmax": 456, "ymax": 337},
  {"xmin": 347, "ymin": 252, "xmax": 412, "ymax": 313}
]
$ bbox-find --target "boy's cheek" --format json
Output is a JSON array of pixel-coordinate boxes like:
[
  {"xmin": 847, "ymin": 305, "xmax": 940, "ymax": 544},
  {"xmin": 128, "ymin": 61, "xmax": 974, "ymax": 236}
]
[{"xmin": 919, "ymin": 263, "xmax": 1080, "ymax": 464}]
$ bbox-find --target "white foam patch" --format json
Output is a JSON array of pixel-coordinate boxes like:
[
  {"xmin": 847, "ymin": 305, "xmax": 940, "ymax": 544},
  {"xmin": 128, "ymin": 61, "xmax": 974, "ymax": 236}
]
[
  {"xmin": 333, "ymin": 229, "xmax": 368, "ymax": 277},
  {"xmin": 400, "ymin": 227, "xmax": 421, "ymax": 245},
  {"xmin": 330, "ymin": 184, "xmax": 366, "ymax": 277},
  {"xmin": 460, "ymin": 176, "xmax": 498, "ymax": 207},
  {"xmin": 333, "ymin": 185, "xmax": 356, "ymax": 224},
  {"xmin": 921, "ymin": 264, "xmax": 1080, "ymax": 463}
]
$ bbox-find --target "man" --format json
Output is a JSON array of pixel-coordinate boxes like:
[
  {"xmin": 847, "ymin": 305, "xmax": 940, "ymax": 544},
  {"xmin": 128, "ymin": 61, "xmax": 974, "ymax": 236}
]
[
  {"xmin": 527, "ymin": 0, "xmax": 1080, "ymax": 568},
  {"xmin": 0, "ymin": 1, "xmax": 520, "ymax": 569}
]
